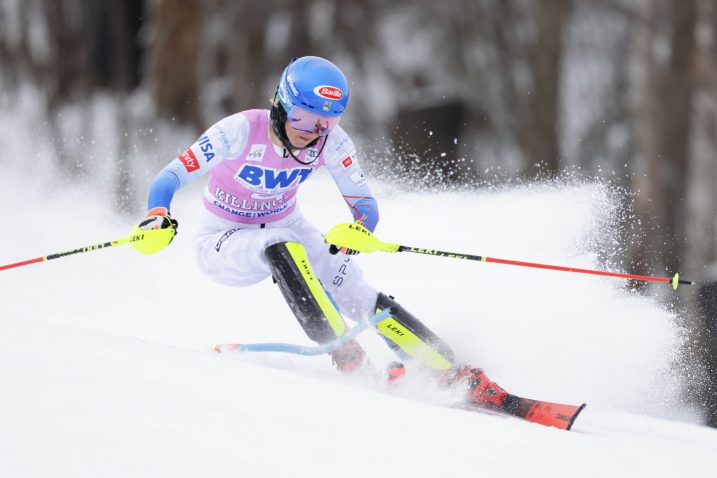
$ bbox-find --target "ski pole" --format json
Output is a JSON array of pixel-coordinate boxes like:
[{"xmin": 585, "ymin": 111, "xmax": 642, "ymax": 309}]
[
  {"xmin": 213, "ymin": 308, "xmax": 393, "ymax": 355},
  {"xmin": 324, "ymin": 222, "xmax": 692, "ymax": 290},
  {"xmin": 0, "ymin": 228, "xmax": 174, "ymax": 272}
]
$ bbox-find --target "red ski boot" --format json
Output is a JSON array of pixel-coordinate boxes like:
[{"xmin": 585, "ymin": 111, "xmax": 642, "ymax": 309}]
[
  {"xmin": 454, "ymin": 367, "xmax": 510, "ymax": 409},
  {"xmin": 386, "ymin": 361, "xmax": 406, "ymax": 383}
]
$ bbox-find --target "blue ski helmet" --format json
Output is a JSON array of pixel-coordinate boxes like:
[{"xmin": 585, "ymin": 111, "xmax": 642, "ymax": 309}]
[{"xmin": 276, "ymin": 56, "xmax": 349, "ymax": 118}]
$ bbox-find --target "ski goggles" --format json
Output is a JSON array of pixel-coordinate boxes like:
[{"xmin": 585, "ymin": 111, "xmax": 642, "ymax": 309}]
[{"xmin": 286, "ymin": 105, "xmax": 341, "ymax": 136}]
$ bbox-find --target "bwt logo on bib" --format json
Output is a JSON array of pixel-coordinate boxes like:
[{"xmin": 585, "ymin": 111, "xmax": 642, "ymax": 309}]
[{"xmin": 235, "ymin": 165, "xmax": 313, "ymax": 192}]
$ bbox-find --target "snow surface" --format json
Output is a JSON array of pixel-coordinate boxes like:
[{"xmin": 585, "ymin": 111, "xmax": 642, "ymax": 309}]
[{"xmin": 1, "ymin": 156, "xmax": 716, "ymax": 477}]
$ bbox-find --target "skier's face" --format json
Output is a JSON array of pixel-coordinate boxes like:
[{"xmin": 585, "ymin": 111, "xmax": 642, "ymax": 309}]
[
  {"xmin": 282, "ymin": 104, "xmax": 341, "ymax": 148},
  {"xmin": 286, "ymin": 105, "xmax": 341, "ymax": 136},
  {"xmin": 284, "ymin": 121, "xmax": 320, "ymax": 148}
]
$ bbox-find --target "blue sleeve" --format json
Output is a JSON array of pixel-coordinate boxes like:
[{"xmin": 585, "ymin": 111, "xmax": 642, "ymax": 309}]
[
  {"xmin": 144, "ymin": 112, "xmax": 251, "ymax": 213},
  {"xmin": 322, "ymin": 127, "xmax": 380, "ymax": 232},
  {"xmin": 147, "ymin": 170, "xmax": 181, "ymax": 211},
  {"xmin": 344, "ymin": 195, "xmax": 379, "ymax": 232}
]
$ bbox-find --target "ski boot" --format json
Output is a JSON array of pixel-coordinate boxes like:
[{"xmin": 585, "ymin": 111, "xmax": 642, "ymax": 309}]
[
  {"xmin": 386, "ymin": 361, "xmax": 406, "ymax": 383},
  {"xmin": 453, "ymin": 366, "xmax": 510, "ymax": 409},
  {"xmin": 330, "ymin": 338, "xmax": 368, "ymax": 373}
]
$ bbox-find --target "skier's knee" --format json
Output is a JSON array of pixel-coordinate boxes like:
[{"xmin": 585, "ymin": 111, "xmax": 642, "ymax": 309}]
[
  {"xmin": 264, "ymin": 241, "xmax": 345, "ymax": 343},
  {"xmin": 375, "ymin": 292, "xmax": 455, "ymax": 370}
]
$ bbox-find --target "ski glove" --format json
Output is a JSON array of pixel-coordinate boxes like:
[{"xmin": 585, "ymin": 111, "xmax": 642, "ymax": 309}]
[
  {"xmin": 130, "ymin": 207, "xmax": 178, "ymax": 255},
  {"xmin": 327, "ymin": 220, "xmax": 368, "ymax": 256},
  {"xmin": 329, "ymin": 244, "xmax": 360, "ymax": 256}
]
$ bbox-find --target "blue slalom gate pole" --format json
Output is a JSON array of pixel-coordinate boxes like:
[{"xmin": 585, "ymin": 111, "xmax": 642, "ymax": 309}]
[{"xmin": 213, "ymin": 308, "xmax": 392, "ymax": 356}]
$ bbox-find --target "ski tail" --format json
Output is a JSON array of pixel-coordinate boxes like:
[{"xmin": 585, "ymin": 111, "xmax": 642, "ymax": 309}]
[{"xmin": 503, "ymin": 396, "xmax": 586, "ymax": 430}]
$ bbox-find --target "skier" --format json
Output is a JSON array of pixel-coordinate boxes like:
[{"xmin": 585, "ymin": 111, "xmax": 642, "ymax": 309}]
[{"xmin": 133, "ymin": 56, "xmax": 581, "ymax": 428}]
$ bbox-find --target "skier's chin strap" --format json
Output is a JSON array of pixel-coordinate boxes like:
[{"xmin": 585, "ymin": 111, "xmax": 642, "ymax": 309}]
[
  {"xmin": 281, "ymin": 136, "xmax": 328, "ymax": 165},
  {"xmin": 270, "ymin": 97, "xmax": 328, "ymax": 165}
]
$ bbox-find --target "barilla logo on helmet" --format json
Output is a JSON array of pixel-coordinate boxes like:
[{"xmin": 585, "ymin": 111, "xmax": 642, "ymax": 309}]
[{"xmin": 314, "ymin": 85, "xmax": 344, "ymax": 100}]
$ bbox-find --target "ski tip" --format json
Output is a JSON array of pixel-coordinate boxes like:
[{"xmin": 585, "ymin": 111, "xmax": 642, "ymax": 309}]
[
  {"xmin": 213, "ymin": 343, "xmax": 241, "ymax": 354},
  {"xmin": 567, "ymin": 403, "xmax": 587, "ymax": 431}
]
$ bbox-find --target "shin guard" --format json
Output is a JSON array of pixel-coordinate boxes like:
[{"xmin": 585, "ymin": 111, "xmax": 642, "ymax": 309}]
[
  {"xmin": 375, "ymin": 292, "xmax": 455, "ymax": 370},
  {"xmin": 265, "ymin": 241, "xmax": 346, "ymax": 343}
]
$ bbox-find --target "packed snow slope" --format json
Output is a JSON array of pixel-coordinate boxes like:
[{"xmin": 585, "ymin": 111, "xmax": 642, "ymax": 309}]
[{"xmin": 1, "ymin": 162, "xmax": 716, "ymax": 477}]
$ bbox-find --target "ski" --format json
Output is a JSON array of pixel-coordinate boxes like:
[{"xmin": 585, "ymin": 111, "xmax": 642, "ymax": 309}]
[{"xmin": 463, "ymin": 394, "xmax": 586, "ymax": 430}]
